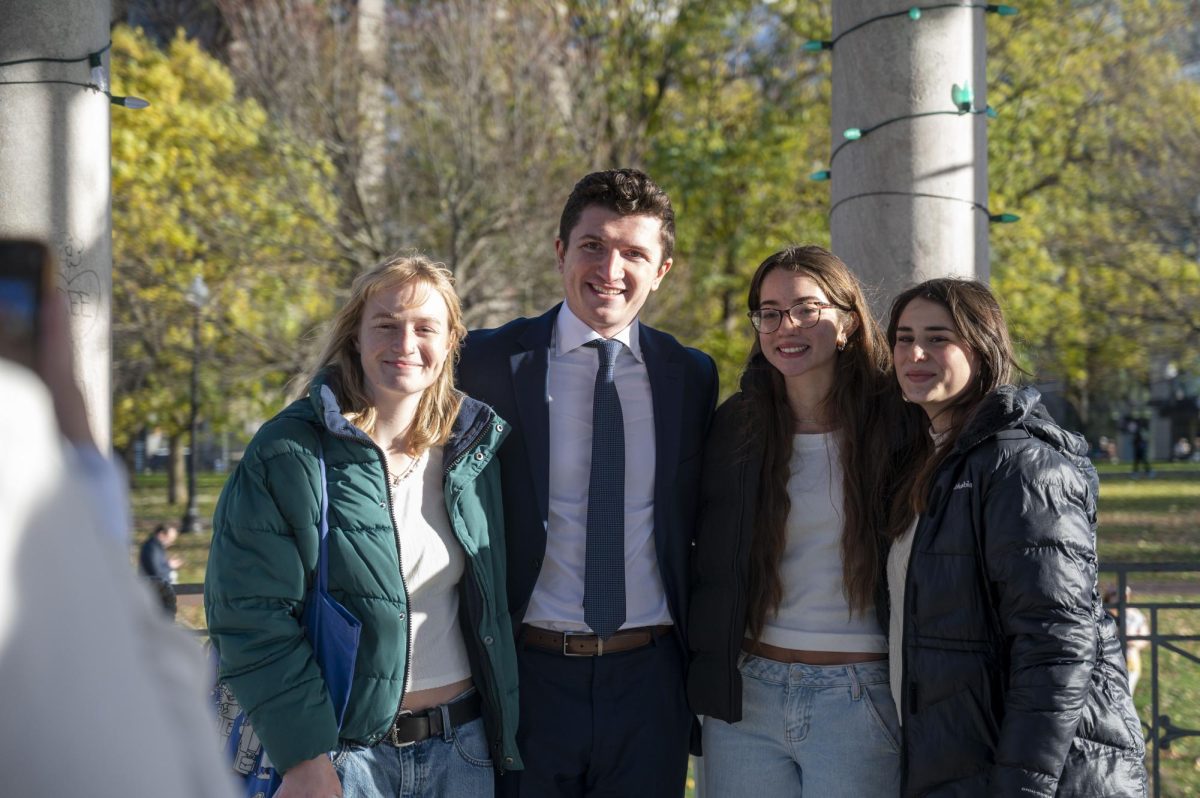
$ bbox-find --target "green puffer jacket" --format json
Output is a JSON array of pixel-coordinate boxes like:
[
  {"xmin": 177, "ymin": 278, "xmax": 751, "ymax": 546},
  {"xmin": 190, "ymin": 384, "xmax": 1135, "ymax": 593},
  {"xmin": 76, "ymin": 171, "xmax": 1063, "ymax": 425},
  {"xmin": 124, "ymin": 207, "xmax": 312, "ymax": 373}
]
[{"xmin": 204, "ymin": 379, "xmax": 522, "ymax": 774}]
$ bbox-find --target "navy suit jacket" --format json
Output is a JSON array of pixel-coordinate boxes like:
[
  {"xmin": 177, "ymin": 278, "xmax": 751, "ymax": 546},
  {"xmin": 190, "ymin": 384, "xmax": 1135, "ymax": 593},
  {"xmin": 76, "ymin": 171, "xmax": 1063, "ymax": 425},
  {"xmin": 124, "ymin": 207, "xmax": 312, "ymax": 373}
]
[{"xmin": 457, "ymin": 304, "xmax": 718, "ymax": 652}]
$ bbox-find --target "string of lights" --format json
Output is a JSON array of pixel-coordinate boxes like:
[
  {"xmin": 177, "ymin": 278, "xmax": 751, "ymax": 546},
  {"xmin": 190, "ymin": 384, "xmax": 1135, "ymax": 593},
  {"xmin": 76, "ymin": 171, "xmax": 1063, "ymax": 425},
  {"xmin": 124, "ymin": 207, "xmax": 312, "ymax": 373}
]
[
  {"xmin": 0, "ymin": 41, "xmax": 147, "ymax": 109},
  {"xmin": 827, "ymin": 190, "xmax": 1019, "ymax": 224},
  {"xmin": 809, "ymin": 81, "xmax": 995, "ymax": 180},
  {"xmin": 808, "ymin": 8, "xmax": 1020, "ymax": 223},
  {"xmin": 0, "ymin": 42, "xmax": 111, "ymax": 69},
  {"xmin": 0, "ymin": 79, "xmax": 149, "ymax": 108},
  {"xmin": 803, "ymin": 3, "xmax": 1019, "ymax": 51}
]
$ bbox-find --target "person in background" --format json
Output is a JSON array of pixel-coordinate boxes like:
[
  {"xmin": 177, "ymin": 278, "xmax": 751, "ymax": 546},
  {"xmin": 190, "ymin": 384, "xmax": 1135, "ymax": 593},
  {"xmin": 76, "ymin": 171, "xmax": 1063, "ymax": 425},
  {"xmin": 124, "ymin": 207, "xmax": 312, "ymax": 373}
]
[
  {"xmin": 139, "ymin": 523, "xmax": 182, "ymax": 584},
  {"xmin": 139, "ymin": 522, "xmax": 183, "ymax": 616},
  {"xmin": 0, "ymin": 293, "xmax": 235, "ymax": 798},
  {"xmin": 886, "ymin": 277, "xmax": 1146, "ymax": 797},
  {"xmin": 1130, "ymin": 423, "xmax": 1152, "ymax": 476},
  {"xmin": 458, "ymin": 168, "xmax": 718, "ymax": 797},
  {"xmin": 688, "ymin": 245, "xmax": 904, "ymax": 796},
  {"xmin": 206, "ymin": 255, "xmax": 521, "ymax": 798},
  {"xmin": 1105, "ymin": 586, "xmax": 1150, "ymax": 694}
]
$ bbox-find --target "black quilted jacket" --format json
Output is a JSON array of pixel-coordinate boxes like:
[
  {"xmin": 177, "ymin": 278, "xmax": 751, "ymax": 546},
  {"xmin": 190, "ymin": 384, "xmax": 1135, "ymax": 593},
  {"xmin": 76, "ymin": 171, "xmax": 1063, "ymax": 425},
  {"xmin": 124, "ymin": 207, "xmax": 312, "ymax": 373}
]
[{"xmin": 896, "ymin": 386, "xmax": 1146, "ymax": 797}]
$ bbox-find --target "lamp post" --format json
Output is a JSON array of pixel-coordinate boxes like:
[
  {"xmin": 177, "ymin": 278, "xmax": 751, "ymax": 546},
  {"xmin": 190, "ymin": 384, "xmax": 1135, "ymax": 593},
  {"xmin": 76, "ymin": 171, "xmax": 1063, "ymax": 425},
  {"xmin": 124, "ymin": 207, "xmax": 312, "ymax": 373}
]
[{"xmin": 182, "ymin": 274, "xmax": 210, "ymax": 533}]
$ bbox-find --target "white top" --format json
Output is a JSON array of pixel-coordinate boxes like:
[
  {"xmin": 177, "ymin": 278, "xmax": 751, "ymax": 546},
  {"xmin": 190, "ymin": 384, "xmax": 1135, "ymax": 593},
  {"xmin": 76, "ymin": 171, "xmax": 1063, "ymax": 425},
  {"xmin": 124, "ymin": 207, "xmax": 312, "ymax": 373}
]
[
  {"xmin": 391, "ymin": 446, "xmax": 472, "ymax": 691},
  {"xmin": 759, "ymin": 433, "xmax": 886, "ymax": 653},
  {"xmin": 888, "ymin": 428, "xmax": 950, "ymax": 721},
  {"xmin": 0, "ymin": 361, "xmax": 238, "ymax": 797},
  {"xmin": 524, "ymin": 303, "xmax": 671, "ymax": 633}
]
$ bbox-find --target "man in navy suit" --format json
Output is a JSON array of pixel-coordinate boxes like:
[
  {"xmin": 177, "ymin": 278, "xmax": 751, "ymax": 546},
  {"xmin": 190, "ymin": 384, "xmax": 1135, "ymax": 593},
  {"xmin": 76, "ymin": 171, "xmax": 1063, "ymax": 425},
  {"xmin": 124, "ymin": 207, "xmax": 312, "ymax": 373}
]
[{"xmin": 458, "ymin": 168, "xmax": 717, "ymax": 796}]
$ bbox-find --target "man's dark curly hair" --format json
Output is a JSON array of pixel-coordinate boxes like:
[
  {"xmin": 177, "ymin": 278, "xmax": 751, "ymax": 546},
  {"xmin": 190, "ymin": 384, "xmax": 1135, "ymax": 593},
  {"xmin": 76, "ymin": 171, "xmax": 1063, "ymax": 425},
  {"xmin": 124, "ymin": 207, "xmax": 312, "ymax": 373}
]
[{"xmin": 557, "ymin": 168, "xmax": 675, "ymax": 261}]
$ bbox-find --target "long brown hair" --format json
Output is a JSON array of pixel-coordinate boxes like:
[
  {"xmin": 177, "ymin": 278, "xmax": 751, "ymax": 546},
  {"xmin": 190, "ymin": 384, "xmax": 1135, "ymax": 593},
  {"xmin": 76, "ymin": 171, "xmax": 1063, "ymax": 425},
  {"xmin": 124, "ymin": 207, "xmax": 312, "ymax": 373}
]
[
  {"xmin": 742, "ymin": 245, "xmax": 892, "ymax": 639},
  {"xmin": 885, "ymin": 278, "xmax": 1020, "ymax": 529},
  {"xmin": 299, "ymin": 254, "xmax": 467, "ymax": 454}
]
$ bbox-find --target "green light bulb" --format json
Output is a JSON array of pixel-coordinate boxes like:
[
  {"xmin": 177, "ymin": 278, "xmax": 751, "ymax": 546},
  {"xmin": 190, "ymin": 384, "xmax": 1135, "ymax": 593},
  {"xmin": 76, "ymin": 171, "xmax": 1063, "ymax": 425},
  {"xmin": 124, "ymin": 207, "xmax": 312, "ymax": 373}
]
[
  {"xmin": 987, "ymin": 4, "xmax": 1019, "ymax": 15},
  {"xmin": 909, "ymin": 7, "xmax": 921, "ymax": 20},
  {"xmin": 810, "ymin": 170, "xmax": 831, "ymax": 181},
  {"xmin": 804, "ymin": 40, "xmax": 830, "ymax": 52},
  {"xmin": 989, "ymin": 213, "xmax": 1020, "ymax": 224},
  {"xmin": 952, "ymin": 81, "xmax": 974, "ymax": 112},
  {"xmin": 843, "ymin": 128, "xmax": 862, "ymax": 140},
  {"xmin": 985, "ymin": 106, "xmax": 998, "ymax": 119}
]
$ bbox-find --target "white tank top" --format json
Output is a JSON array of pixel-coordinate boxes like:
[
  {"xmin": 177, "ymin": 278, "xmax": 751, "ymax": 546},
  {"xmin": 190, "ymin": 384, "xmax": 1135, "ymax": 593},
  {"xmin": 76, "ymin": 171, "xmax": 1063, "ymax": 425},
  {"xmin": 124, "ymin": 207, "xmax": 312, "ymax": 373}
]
[
  {"xmin": 389, "ymin": 446, "xmax": 472, "ymax": 692},
  {"xmin": 758, "ymin": 433, "xmax": 887, "ymax": 653}
]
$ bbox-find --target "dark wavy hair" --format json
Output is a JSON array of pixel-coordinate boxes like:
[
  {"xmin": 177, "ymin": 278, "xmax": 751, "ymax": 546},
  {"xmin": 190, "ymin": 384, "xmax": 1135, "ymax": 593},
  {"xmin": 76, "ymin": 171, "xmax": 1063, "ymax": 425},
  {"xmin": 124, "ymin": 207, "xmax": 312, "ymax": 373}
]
[
  {"xmin": 885, "ymin": 277, "xmax": 1022, "ymax": 527},
  {"xmin": 557, "ymin": 168, "xmax": 675, "ymax": 261},
  {"xmin": 741, "ymin": 245, "xmax": 894, "ymax": 639}
]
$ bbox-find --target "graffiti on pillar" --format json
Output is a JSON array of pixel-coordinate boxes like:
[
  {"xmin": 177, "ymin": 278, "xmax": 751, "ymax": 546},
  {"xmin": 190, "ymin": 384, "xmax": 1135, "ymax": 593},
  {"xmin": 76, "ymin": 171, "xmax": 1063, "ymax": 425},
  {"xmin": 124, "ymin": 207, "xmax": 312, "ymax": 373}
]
[{"xmin": 55, "ymin": 233, "xmax": 101, "ymax": 333}]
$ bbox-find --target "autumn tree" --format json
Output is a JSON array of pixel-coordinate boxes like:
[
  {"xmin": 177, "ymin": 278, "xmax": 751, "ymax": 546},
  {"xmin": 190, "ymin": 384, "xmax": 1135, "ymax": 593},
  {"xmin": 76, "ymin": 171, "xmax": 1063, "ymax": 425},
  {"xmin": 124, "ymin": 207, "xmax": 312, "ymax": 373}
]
[
  {"xmin": 216, "ymin": 0, "xmax": 589, "ymax": 326},
  {"xmin": 110, "ymin": 24, "xmax": 338, "ymax": 502},
  {"xmin": 988, "ymin": 0, "xmax": 1200, "ymax": 432}
]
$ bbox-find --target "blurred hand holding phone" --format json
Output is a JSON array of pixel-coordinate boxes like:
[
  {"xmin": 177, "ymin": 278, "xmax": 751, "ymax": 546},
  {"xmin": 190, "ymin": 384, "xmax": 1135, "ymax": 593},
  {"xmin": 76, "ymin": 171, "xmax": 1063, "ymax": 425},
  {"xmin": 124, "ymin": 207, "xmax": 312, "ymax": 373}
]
[
  {"xmin": 0, "ymin": 238, "xmax": 95, "ymax": 447},
  {"xmin": 0, "ymin": 239, "xmax": 50, "ymax": 370}
]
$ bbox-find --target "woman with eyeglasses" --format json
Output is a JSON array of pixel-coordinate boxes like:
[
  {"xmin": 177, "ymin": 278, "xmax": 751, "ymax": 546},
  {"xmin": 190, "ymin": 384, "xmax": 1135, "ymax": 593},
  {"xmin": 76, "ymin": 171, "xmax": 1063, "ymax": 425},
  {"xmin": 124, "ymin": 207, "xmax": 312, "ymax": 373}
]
[
  {"xmin": 884, "ymin": 278, "xmax": 1145, "ymax": 796},
  {"xmin": 688, "ymin": 246, "xmax": 908, "ymax": 795}
]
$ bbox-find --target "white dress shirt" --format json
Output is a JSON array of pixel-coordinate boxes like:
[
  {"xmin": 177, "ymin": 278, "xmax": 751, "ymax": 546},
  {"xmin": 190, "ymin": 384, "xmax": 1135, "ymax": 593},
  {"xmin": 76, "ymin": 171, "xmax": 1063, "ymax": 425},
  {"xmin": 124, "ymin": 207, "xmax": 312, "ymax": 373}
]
[{"xmin": 523, "ymin": 304, "xmax": 672, "ymax": 632}]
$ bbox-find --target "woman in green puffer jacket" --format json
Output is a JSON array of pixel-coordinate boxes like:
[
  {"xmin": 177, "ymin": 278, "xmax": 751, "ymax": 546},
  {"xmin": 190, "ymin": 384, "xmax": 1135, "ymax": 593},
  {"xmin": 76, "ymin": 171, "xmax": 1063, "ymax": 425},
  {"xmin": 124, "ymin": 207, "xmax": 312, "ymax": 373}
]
[{"xmin": 205, "ymin": 255, "xmax": 522, "ymax": 798}]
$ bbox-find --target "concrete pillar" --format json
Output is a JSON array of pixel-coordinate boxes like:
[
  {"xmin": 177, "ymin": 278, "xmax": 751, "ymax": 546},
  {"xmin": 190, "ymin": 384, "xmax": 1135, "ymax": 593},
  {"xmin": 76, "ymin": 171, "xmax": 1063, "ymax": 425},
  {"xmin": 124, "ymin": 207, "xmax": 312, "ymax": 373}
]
[
  {"xmin": 0, "ymin": 0, "xmax": 112, "ymax": 449},
  {"xmin": 829, "ymin": 1, "xmax": 989, "ymax": 318}
]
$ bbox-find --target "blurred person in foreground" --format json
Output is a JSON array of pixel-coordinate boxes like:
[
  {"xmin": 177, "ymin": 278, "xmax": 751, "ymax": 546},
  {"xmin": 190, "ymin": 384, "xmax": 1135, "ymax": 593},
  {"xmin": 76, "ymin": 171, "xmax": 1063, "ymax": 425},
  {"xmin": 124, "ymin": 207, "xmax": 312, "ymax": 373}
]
[
  {"xmin": 206, "ymin": 255, "xmax": 521, "ymax": 798},
  {"xmin": 885, "ymin": 278, "xmax": 1146, "ymax": 797},
  {"xmin": 0, "ymin": 294, "xmax": 235, "ymax": 797}
]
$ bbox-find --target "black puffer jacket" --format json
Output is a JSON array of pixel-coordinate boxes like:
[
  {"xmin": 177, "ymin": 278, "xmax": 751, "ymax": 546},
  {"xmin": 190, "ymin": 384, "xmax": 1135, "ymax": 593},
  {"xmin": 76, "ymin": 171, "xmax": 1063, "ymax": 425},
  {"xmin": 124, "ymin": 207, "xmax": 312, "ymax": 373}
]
[{"xmin": 897, "ymin": 386, "xmax": 1146, "ymax": 797}]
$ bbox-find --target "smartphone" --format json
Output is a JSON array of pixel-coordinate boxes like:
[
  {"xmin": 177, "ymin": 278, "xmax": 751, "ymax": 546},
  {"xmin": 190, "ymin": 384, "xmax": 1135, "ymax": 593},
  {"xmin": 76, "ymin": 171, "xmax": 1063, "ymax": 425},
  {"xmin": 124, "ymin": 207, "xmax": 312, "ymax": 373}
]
[{"xmin": 0, "ymin": 239, "xmax": 52, "ymax": 370}]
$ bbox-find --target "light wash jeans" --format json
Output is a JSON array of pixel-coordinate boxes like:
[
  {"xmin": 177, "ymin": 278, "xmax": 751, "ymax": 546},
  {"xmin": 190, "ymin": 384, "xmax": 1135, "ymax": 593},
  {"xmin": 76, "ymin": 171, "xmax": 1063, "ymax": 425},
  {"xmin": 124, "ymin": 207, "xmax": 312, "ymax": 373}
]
[
  {"xmin": 701, "ymin": 656, "xmax": 900, "ymax": 797},
  {"xmin": 332, "ymin": 712, "xmax": 493, "ymax": 798}
]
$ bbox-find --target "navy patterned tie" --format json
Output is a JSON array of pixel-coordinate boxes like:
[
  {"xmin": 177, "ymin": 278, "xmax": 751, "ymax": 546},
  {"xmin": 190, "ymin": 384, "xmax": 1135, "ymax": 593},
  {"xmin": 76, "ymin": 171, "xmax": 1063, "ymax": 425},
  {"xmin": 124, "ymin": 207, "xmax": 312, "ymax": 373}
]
[{"xmin": 584, "ymin": 339, "xmax": 626, "ymax": 640}]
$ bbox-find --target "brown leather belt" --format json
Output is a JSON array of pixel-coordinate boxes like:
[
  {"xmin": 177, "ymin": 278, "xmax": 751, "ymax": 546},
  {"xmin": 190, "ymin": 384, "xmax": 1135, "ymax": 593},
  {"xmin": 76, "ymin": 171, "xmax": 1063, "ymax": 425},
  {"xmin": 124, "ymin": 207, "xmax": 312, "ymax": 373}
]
[
  {"xmin": 379, "ymin": 691, "xmax": 482, "ymax": 747},
  {"xmin": 521, "ymin": 624, "xmax": 673, "ymax": 657},
  {"xmin": 742, "ymin": 638, "xmax": 887, "ymax": 665}
]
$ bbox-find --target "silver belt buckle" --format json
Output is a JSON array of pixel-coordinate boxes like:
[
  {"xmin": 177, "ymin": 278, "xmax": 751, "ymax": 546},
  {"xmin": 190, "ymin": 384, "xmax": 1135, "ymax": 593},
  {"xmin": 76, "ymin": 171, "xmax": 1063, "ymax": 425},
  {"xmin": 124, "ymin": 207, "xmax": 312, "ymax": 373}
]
[
  {"xmin": 562, "ymin": 631, "xmax": 598, "ymax": 657},
  {"xmin": 388, "ymin": 709, "xmax": 417, "ymax": 747}
]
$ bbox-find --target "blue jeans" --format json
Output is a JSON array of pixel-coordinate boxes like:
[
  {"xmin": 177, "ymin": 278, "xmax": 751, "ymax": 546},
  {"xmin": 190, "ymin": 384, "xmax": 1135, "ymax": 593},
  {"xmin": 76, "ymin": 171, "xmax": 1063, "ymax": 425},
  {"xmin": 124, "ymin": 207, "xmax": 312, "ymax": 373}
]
[
  {"xmin": 701, "ymin": 656, "xmax": 900, "ymax": 797},
  {"xmin": 332, "ymin": 712, "xmax": 493, "ymax": 798}
]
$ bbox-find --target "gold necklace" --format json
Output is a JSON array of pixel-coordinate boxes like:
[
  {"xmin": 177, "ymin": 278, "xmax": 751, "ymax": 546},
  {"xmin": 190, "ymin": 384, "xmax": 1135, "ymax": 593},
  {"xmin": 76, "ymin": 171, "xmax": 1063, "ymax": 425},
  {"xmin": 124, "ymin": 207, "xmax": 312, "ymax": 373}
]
[{"xmin": 389, "ymin": 452, "xmax": 423, "ymax": 486}]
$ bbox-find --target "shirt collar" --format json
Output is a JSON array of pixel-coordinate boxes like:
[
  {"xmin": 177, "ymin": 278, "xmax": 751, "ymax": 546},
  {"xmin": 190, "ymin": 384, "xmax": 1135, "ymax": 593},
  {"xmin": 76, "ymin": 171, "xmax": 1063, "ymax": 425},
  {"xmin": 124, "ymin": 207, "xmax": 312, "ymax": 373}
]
[{"xmin": 554, "ymin": 302, "xmax": 644, "ymax": 363}]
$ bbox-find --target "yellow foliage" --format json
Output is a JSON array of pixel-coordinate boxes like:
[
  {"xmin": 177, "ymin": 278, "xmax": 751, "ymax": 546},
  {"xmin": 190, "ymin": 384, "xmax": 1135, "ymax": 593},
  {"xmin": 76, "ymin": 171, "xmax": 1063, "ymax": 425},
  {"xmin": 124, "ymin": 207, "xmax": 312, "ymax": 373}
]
[{"xmin": 110, "ymin": 25, "xmax": 339, "ymax": 448}]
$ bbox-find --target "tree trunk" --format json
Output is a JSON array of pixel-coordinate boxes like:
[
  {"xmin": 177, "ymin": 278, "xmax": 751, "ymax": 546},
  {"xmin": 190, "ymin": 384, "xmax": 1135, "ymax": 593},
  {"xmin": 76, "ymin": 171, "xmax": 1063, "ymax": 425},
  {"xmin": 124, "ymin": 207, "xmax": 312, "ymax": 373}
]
[{"xmin": 168, "ymin": 433, "xmax": 185, "ymax": 505}]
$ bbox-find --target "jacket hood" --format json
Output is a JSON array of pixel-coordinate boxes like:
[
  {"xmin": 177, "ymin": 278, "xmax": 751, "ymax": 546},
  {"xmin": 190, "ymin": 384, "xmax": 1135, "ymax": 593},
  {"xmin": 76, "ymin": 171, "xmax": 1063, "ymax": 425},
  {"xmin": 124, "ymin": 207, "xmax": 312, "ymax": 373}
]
[{"xmin": 958, "ymin": 385, "xmax": 1097, "ymax": 495}]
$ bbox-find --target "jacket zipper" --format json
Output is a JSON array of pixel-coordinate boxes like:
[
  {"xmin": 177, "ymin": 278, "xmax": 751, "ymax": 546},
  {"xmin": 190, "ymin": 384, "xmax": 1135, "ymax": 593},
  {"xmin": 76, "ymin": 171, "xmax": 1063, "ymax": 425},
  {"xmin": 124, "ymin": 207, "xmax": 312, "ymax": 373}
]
[
  {"xmin": 444, "ymin": 413, "xmax": 507, "ymax": 765},
  {"xmin": 899, "ymin": 512, "xmax": 923, "ymax": 796}
]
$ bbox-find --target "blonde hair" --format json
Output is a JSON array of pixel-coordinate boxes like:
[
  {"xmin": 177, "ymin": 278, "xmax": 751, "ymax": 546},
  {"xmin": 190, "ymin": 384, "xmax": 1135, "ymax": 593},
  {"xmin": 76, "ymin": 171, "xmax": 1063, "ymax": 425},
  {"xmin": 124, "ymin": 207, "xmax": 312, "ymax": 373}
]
[{"xmin": 300, "ymin": 254, "xmax": 466, "ymax": 454}]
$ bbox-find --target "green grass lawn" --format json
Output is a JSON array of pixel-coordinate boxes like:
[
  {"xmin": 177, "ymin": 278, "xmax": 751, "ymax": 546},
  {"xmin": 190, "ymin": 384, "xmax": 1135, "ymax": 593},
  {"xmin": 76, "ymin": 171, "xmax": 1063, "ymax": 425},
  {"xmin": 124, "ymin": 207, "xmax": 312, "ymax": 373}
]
[
  {"xmin": 1096, "ymin": 463, "xmax": 1200, "ymax": 566},
  {"xmin": 131, "ymin": 464, "xmax": 1200, "ymax": 797}
]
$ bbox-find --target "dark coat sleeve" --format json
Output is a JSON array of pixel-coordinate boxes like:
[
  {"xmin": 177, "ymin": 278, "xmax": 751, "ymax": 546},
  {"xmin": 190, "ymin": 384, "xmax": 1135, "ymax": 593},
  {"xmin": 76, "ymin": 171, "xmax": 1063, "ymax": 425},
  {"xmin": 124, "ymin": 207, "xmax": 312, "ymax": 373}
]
[
  {"xmin": 204, "ymin": 428, "xmax": 338, "ymax": 774},
  {"xmin": 981, "ymin": 446, "xmax": 1098, "ymax": 797},
  {"xmin": 686, "ymin": 396, "xmax": 757, "ymax": 723}
]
